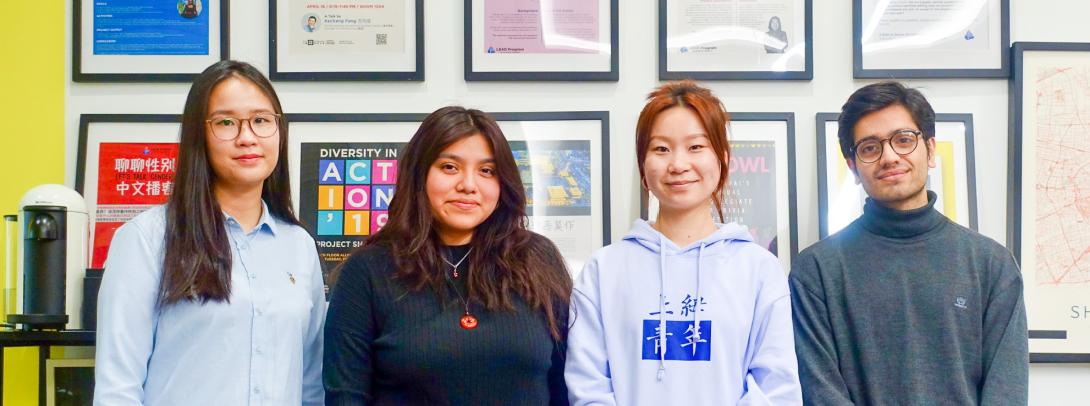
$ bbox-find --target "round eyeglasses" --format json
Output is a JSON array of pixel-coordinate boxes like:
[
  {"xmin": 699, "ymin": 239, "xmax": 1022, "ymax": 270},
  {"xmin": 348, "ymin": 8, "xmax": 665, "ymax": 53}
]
[
  {"xmin": 205, "ymin": 113, "xmax": 281, "ymax": 141},
  {"xmin": 851, "ymin": 129, "xmax": 921, "ymax": 164}
]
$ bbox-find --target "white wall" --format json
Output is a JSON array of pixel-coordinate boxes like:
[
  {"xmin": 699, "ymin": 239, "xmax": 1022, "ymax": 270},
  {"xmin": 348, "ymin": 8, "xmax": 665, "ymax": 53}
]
[{"xmin": 64, "ymin": 0, "xmax": 1088, "ymax": 403}]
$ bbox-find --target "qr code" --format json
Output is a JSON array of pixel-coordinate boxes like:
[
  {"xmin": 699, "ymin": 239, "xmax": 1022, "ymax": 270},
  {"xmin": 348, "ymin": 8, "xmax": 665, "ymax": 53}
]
[{"xmin": 376, "ymin": 33, "xmax": 387, "ymax": 45}]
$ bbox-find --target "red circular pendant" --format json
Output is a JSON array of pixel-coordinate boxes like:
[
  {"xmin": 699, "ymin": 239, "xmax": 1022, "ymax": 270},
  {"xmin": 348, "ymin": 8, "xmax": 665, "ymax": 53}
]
[{"xmin": 460, "ymin": 314, "xmax": 478, "ymax": 330}]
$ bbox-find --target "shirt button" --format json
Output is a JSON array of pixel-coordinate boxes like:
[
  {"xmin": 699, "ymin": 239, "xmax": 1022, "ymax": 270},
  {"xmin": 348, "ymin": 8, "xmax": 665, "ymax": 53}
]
[
  {"xmin": 256, "ymin": 308, "xmax": 264, "ymax": 316},
  {"xmin": 255, "ymin": 346, "xmax": 263, "ymax": 355},
  {"xmin": 249, "ymin": 273, "xmax": 257, "ymax": 280},
  {"xmin": 253, "ymin": 387, "xmax": 260, "ymax": 394}
]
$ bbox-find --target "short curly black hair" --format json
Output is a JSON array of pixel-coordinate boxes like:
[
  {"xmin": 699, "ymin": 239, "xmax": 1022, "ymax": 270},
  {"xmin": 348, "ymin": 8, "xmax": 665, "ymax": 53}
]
[{"xmin": 837, "ymin": 81, "xmax": 935, "ymax": 161}]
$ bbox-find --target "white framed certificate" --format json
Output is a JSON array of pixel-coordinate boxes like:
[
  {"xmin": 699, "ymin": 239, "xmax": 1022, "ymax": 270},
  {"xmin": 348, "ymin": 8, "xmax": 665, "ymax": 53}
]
[
  {"xmin": 659, "ymin": 0, "xmax": 812, "ymax": 80},
  {"xmin": 853, "ymin": 0, "xmax": 1009, "ymax": 78},
  {"xmin": 269, "ymin": 0, "xmax": 423, "ymax": 81},
  {"xmin": 464, "ymin": 0, "xmax": 618, "ymax": 81},
  {"xmin": 816, "ymin": 113, "xmax": 977, "ymax": 238}
]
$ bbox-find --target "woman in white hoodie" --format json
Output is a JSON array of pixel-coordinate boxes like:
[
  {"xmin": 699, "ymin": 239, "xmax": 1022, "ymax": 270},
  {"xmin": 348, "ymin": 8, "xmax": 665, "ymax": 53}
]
[{"xmin": 565, "ymin": 80, "xmax": 801, "ymax": 405}]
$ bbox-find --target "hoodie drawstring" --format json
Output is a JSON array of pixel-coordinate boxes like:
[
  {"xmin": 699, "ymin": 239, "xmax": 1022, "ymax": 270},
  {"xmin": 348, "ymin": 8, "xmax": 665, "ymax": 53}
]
[
  {"xmin": 693, "ymin": 243, "xmax": 705, "ymax": 357},
  {"xmin": 657, "ymin": 233, "xmax": 667, "ymax": 381}
]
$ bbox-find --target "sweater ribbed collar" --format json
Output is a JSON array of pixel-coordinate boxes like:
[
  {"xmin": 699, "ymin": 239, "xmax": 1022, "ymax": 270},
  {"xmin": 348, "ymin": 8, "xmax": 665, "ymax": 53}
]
[{"xmin": 859, "ymin": 191, "xmax": 945, "ymax": 239}]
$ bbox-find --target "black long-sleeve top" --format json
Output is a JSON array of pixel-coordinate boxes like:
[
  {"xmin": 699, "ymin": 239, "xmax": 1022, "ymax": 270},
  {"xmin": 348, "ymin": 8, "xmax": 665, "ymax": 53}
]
[{"xmin": 323, "ymin": 242, "xmax": 568, "ymax": 405}]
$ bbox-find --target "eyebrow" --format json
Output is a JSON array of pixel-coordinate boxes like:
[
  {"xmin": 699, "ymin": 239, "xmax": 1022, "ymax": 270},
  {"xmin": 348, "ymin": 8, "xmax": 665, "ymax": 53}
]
[
  {"xmin": 649, "ymin": 133, "xmax": 708, "ymax": 142},
  {"xmin": 855, "ymin": 128, "xmax": 919, "ymax": 143},
  {"xmin": 207, "ymin": 108, "xmax": 276, "ymax": 117},
  {"xmin": 437, "ymin": 153, "xmax": 496, "ymax": 164}
]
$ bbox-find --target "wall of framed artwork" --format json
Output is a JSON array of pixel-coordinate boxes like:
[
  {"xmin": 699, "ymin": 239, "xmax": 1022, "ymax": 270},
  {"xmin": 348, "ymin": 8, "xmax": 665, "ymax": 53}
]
[
  {"xmin": 49, "ymin": 1, "xmax": 1090, "ymax": 402},
  {"xmin": 816, "ymin": 113, "xmax": 978, "ymax": 238},
  {"xmin": 1009, "ymin": 41, "xmax": 1090, "ymax": 363}
]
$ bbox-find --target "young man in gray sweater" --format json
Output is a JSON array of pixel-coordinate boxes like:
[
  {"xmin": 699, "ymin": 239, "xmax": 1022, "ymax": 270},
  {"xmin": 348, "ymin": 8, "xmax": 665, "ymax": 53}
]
[{"xmin": 790, "ymin": 82, "xmax": 1029, "ymax": 405}]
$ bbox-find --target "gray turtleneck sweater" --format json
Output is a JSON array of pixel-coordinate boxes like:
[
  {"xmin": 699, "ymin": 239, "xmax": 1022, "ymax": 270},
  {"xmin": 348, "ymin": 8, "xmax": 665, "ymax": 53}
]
[{"xmin": 789, "ymin": 192, "xmax": 1028, "ymax": 405}]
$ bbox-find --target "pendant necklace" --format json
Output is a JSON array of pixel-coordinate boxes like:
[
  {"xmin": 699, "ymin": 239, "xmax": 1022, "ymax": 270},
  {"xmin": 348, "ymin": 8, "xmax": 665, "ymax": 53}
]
[{"xmin": 442, "ymin": 248, "xmax": 477, "ymax": 329}]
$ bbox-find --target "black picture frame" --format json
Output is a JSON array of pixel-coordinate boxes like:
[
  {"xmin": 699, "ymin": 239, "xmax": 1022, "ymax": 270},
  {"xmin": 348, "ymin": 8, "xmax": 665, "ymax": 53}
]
[
  {"xmin": 1008, "ymin": 41, "xmax": 1090, "ymax": 363},
  {"xmin": 72, "ymin": 0, "xmax": 230, "ymax": 82},
  {"xmin": 816, "ymin": 112, "xmax": 978, "ymax": 238},
  {"xmin": 268, "ymin": 0, "xmax": 425, "ymax": 81},
  {"xmin": 463, "ymin": 0, "xmax": 619, "ymax": 81},
  {"xmin": 639, "ymin": 112, "xmax": 798, "ymax": 264},
  {"xmin": 852, "ymin": 0, "xmax": 1009, "ymax": 79},
  {"xmin": 657, "ymin": 0, "xmax": 813, "ymax": 81}
]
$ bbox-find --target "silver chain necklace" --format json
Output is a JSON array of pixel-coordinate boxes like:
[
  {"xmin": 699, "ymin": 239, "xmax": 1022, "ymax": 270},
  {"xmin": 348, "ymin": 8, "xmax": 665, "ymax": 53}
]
[
  {"xmin": 442, "ymin": 248, "xmax": 472, "ymax": 278},
  {"xmin": 442, "ymin": 248, "xmax": 476, "ymax": 329}
]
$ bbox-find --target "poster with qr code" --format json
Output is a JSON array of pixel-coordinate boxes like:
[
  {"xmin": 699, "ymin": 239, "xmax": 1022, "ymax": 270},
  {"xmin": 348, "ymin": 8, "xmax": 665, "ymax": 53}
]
[
  {"xmin": 76, "ymin": 115, "xmax": 182, "ymax": 270},
  {"xmin": 272, "ymin": 0, "xmax": 422, "ymax": 80},
  {"xmin": 288, "ymin": 112, "xmax": 611, "ymax": 285}
]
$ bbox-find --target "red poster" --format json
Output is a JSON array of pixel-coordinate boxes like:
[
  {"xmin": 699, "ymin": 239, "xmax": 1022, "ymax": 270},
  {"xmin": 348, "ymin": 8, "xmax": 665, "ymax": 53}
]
[{"xmin": 92, "ymin": 143, "xmax": 179, "ymax": 268}]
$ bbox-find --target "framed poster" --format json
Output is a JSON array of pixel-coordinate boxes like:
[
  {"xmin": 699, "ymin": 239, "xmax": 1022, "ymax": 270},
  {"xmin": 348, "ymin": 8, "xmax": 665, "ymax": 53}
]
[
  {"xmin": 269, "ymin": 0, "xmax": 424, "ymax": 81},
  {"xmin": 287, "ymin": 112, "xmax": 610, "ymax": 285},
  {"xmin": 1009, "ymin": 42, "xmax": 1090, "ymax": 363},
  {"xmin": 75, "ymin": 114, "xmax": 181, "ymax": 270},
  {"xmin": 640, "ymin": 113, "xmax": 798, "ymax": 269},
  {"xmin": 464, "ymin": 0, "xmax": 619, "ymax": 81},
  {"xmin": 659, "ymin": 0, "xmax": 812, "ymax": 80},
  {"xmin": 816, "ymin": 112, "xmax": 977, "ymax": 238},
  {"xmin": 852, "ymin": 0, "xmax": 1009, "ymax": 78},
  {"xmin": 73, "ymin": 0, "xmax": 230, "ymax": 82},
  {"xmin": 46, "ymin": 358, "xmax": 95, "ymax": 406}
]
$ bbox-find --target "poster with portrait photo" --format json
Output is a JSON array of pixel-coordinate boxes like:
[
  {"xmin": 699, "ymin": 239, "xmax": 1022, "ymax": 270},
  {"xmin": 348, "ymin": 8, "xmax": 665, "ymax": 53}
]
[
  {"xmin": 641, "ymin": 113, "xmax": 798, "ymax": 269},
  {"xmin": 287, "ymin": 112, "xmax": 610, "ymax": 287},
  {"xmin": 659, "ymin": 0, "xmax": 812, "ymax": 80},
  {"xmin": 816, "ymin": 113, "xmax": 977, "ymax": 238},
  {"xmin": 270, "ymin": 0, "xmax": 423, "ymax": 80},
  {"xmin": 74, "ymin": 0, "xmax": 228, "ymax": 81}
]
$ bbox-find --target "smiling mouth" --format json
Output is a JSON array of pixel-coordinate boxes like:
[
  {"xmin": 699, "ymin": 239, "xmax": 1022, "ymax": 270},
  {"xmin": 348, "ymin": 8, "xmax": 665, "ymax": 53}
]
[
  {"xmin": 449, "ymin": 201, "xmax": 479, "ymax": 210},
  {"xmin": 877, "ymin": 169, "xmax": 908, "ymax": 180},
  {"xmin": 665, "ymin": 180, "xmax": 697, "ymax": 188},
  {"xmin": 234, "ymin": 154, "xmax": 263, "ymax": 161}
]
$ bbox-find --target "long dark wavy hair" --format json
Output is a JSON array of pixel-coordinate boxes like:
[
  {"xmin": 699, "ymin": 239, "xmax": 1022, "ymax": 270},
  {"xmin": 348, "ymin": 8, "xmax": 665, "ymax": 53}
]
[
  {"xmin": 365, "ymin": 106, "xmax": 571, "ymax": 339},
  {"xmin": 159, "ymin": 60, "xmax": 300, "ymax": 307}
]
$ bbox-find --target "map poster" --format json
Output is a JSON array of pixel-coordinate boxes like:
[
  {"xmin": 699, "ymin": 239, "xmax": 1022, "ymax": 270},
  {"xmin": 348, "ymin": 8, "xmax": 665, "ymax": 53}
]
[
  {"xmin": 817, "ymin": 113, "xmax": 976, "ymax": 238},
  {"xmin": 642, "ymin": 114, "xmax": 797, "ymax": 269},
  {"xmin": 1011, "ymin": 43, "xmax": 1090, "ymax": 361}
]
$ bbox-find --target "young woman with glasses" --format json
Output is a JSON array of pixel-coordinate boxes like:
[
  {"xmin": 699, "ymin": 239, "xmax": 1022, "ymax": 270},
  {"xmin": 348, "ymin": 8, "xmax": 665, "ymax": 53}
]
[{"xmin": 95, "ymin": 60, "xmax": 326, "ymax": 405}]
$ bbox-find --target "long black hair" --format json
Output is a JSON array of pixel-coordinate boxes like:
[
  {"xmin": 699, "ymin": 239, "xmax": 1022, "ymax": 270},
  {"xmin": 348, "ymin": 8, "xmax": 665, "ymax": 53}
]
[
  {"xmin": 159, "ymin": 60, "xmax": 300, "ymax": 307},
  {"xmin": 364, "ymin": 106, "xmax": 571, "ymax": 340}
]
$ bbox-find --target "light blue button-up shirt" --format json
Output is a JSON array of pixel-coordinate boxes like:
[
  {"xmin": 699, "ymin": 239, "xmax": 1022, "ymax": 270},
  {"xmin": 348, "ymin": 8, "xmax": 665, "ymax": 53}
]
[{"xmin": 94, "ymin": 203, "xmax": 325, "ymax": 406}]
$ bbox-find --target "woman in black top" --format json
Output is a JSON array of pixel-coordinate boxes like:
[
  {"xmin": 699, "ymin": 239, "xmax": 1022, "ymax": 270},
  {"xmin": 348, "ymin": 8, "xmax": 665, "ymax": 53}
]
[{"xmin": 323, "ymin": 106, "xmax": 572, "ymax": 405}]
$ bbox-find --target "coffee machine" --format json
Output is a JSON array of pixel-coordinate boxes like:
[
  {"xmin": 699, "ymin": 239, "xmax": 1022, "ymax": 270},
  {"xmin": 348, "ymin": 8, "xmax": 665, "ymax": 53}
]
[{"xmin": 6, "ymin": 184, "xmax": 88, "ymax": 330}]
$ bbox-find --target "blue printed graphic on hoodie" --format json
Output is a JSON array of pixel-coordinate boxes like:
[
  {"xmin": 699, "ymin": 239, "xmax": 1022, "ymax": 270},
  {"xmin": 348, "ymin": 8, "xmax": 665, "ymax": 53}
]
[{"xmin": 642, "ymin": 295, "xmax": 712, "ymax": 361}]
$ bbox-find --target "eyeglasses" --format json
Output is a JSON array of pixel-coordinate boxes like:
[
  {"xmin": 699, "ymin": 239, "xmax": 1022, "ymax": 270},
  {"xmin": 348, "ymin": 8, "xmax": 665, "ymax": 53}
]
[
  {"xmin": 851, "ymin": 129, "xmax": 921, "ymax": 164},
  {"xmin": 205, "ymin": 113, "xmax": 281, "ymax": 141}
]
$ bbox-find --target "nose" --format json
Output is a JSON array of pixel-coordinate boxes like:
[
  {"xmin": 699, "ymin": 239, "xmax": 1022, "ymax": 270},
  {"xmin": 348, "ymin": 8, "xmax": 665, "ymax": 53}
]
[
  {"xmin": 456, "ymin": 170, "xmax": 478, "ymax": 193},
  {"xmin": 877, "ymin": 138, "xmax": 902, "ymax": 167},
  {"xmin": 235, "ymin": 119, "xmax": 259, "ymax": 146},
  {"xmin": 667, "ymin": 151, "xmax": 691, "ymax": 173}
]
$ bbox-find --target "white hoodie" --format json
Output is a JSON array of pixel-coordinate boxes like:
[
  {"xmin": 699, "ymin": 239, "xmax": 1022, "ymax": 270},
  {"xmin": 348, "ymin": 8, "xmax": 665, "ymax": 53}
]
[{"xmin": 565, "ymin": 220, "xmax": 801, "ymax": 405}]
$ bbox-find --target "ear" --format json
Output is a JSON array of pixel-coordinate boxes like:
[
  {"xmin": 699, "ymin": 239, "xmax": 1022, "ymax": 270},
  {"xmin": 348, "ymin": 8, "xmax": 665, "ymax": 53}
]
[
  {"xmin": 846, "ymin": 158, "xmax": 861, "ymax": 185},
  {"xmin": 925, "ymin": 137, "xmax": 937, "ymax": 169}
]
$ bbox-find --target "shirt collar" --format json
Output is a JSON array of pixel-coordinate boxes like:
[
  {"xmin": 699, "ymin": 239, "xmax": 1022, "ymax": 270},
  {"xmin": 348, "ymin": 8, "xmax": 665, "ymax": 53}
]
[
  {"xmin": 222, "ymin": 200, "xmax": 279, "ymax": 236},
  {"xmin": 859, "ymin": 190, "xmax": 945, "ymax": 239}
]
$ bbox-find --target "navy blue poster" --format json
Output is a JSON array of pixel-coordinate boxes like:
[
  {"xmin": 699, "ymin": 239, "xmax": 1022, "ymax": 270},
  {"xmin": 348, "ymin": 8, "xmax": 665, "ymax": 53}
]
[{"xmin": 93, "ymin": 0, "xmax": 210, "ymax": 55}]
